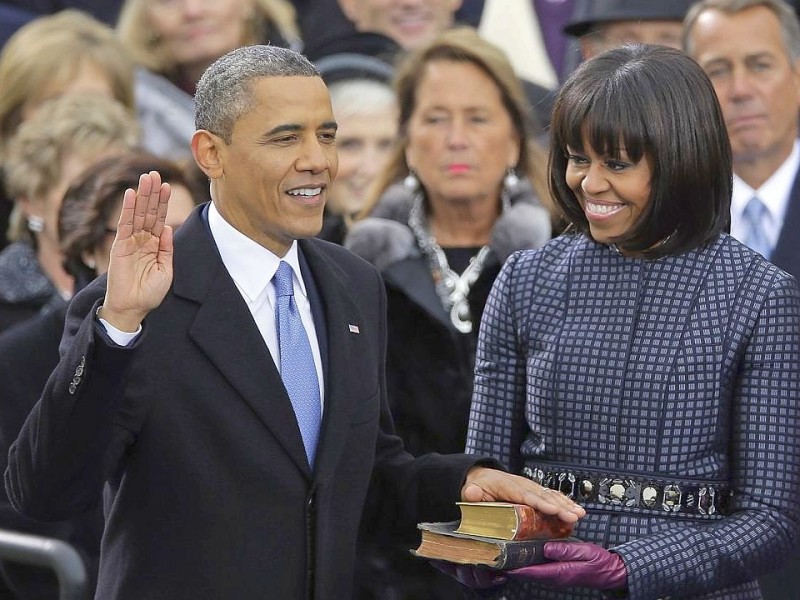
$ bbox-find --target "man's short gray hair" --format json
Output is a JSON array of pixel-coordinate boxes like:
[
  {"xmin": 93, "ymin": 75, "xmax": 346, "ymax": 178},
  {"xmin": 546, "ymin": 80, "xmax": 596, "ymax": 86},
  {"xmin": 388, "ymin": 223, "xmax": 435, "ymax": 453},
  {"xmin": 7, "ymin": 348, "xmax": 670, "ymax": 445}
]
[
  {"xmin": 683, "ymin": 0, "xmax": 800, "ymax": 62},
  {"xmin": 195, "ymin": 45, "xmax": 320, "ymax": 143}
]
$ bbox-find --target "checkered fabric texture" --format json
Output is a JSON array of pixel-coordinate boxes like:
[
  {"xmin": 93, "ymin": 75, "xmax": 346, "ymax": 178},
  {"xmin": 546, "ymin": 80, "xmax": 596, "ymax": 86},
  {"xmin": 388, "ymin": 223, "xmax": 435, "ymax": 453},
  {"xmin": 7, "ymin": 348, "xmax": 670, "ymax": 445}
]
[{"xmin": 466, "ymin": 233, "xmax": 800, "ymax": 600}]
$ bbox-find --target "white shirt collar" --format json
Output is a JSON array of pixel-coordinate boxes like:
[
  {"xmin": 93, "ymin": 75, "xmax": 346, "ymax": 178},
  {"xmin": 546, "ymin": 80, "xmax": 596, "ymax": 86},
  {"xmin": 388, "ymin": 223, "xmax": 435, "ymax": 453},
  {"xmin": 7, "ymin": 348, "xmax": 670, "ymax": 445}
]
[
  {"xmin": 732, "ymin": 139, "xmax": 800, "ymax": 227},
  {"xmin": 207, "ymin": 202, "xmax": 307, "ymax": 303}
]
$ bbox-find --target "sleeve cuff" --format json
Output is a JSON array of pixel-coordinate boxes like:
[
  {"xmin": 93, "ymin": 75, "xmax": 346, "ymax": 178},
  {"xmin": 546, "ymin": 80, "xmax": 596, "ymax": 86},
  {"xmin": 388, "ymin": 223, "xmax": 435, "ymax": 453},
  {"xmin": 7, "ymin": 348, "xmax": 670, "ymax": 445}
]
[{"xmin": 96, "ymin": 307, "xmax": 142, "ymax": 346}]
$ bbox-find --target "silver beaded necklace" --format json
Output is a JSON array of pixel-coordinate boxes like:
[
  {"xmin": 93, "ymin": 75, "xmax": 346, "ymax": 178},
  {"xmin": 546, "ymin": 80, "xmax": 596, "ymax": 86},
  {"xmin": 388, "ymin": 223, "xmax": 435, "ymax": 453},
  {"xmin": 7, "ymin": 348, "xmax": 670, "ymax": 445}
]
[{"xmin": 407, "ymin": 194, "xmax": 499, "ymax": 334}]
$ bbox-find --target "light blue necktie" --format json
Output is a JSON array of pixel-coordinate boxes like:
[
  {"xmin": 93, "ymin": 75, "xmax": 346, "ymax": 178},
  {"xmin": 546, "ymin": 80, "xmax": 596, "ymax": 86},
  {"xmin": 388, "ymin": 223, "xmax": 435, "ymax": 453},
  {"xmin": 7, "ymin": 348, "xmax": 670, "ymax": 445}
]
[
  {"xmin": 273, "ymin": 261, "xmax": 321, "ymax": 467},
  {"xmin": 742, "ymin": 196, "xmax": 772, "ymax": 259}
]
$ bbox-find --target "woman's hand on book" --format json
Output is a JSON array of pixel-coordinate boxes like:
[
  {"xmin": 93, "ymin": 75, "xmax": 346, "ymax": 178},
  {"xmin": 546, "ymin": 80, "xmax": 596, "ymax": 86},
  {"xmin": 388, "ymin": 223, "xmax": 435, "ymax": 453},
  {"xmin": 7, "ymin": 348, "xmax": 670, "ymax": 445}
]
[
  {"xmin": 461, "ymin": 467, "xmax": 585, "ymax": 523},
  {"xmin": 508, "ymin": 541, "xmax": 627, "ymax": 590}
]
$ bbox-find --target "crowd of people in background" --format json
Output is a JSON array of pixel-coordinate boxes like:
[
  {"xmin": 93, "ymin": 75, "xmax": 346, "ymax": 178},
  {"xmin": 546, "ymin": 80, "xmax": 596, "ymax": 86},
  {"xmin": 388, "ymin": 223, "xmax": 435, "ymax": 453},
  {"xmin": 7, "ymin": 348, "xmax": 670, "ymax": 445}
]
[{"xmin": 0, "ymin": 1, "xmax": 798, "ymax": 599}]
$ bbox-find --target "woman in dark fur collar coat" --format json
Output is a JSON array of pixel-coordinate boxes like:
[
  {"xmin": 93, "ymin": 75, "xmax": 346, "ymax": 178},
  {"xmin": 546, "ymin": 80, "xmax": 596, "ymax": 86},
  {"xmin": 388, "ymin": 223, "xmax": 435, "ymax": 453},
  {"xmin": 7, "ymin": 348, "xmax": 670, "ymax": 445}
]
[{"xmin": 345, "ymin": 28, "xmax": 552, "ymax": 599}]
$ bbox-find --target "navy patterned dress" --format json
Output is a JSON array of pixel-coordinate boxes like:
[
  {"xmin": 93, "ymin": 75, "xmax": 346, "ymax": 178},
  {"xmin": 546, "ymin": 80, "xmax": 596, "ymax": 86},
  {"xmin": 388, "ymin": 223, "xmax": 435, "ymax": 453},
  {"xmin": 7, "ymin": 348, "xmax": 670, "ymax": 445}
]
[{"xmin": 466, "ymin": 233, "xmax": 800, "ymax": 600}]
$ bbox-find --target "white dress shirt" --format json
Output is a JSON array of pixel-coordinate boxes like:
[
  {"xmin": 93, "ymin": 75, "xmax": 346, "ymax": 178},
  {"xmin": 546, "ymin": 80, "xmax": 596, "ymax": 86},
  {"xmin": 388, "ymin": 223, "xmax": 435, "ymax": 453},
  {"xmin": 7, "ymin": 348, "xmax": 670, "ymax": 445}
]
[
  {"xmin": 731, "ymin": 139, "xmax": 799, "ymax": 253},
  {"xmin": 101, "ymin": 202, "xmax": 325, "ymax": 411}
]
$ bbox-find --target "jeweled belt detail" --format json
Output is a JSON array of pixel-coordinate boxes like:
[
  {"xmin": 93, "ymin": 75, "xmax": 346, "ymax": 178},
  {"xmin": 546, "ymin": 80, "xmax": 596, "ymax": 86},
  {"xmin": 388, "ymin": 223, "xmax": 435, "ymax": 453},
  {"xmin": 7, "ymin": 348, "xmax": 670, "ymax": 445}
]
[{"xmin": 522, "ymin": 466, "xmax": 731, "ymax": 516}]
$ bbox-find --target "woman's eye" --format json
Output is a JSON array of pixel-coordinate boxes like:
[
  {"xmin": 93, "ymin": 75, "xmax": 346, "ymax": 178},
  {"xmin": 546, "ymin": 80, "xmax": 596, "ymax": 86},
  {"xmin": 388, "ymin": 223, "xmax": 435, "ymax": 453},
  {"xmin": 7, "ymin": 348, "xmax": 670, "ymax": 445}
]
[{"xmin": 606, "ymin": 160, "xmax": 629, "ymax": 171}]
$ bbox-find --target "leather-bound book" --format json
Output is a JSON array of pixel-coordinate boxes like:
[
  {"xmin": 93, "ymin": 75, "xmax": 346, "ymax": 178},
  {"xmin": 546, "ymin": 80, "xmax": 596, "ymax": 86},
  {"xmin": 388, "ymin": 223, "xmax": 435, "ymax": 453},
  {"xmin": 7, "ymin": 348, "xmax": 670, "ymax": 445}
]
[{"xmin": 454, "ymin": 501, "xmax": 574, "ymax": 540}]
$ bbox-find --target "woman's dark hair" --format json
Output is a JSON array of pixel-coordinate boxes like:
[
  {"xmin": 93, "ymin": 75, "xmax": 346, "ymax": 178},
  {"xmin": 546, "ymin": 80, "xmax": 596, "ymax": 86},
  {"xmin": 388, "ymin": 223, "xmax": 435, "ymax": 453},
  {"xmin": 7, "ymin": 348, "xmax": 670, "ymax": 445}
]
[
  {"xmin": 549, "ymin": 44, "xmax": 732, "ymax": 258},
  {"xmin": 59, "ymin": 150, "xmax": 203, "ymax": 281}
]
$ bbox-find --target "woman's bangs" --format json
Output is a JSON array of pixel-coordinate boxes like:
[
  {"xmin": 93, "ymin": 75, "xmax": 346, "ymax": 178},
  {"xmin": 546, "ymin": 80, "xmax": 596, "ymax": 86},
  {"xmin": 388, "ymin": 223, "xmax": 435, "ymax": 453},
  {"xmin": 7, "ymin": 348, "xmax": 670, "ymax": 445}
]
[{"xmin": 565, "ymin": 87, "xmax": 646, "ymax": 162}]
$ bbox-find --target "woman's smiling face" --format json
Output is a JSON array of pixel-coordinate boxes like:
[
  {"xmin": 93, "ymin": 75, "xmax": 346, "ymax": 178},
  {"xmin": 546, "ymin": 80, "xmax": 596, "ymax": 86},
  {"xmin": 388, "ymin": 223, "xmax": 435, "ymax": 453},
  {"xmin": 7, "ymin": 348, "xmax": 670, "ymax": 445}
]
[{"xmin": 565, "ymin": 140, "xmax": 653, "ymax": 248}]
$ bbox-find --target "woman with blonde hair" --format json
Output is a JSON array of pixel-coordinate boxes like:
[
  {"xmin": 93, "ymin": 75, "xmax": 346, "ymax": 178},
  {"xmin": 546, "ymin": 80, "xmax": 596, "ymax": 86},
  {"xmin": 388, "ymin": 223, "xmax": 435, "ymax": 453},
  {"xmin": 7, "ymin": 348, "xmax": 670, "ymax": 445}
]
[
  {"xmin": 315, "ymin": 53, "xmax": 399, "ymax": 244},
  {"xmin": 0, "ymin": 9, "xmax": 136, "ymax": 249},
  {"xmin": 0, "ymin": 9, "xmax": 135, "ymax": 159},
  {"xmin": 116, "ymin": 0, "xmax": 301, "ymax": 159},
  {"xmin": 0, "ymin": 94, "xmax": 140, "ymax": 332},
  {"xmin": 346, "ymin": 26, "xmax": 552, "ymax": 599}
]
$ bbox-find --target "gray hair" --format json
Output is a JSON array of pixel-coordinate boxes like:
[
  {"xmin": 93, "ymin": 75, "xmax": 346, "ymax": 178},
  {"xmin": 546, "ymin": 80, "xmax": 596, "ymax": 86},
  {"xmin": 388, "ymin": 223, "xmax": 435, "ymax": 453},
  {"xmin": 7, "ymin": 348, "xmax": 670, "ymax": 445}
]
[
  {"xmin": 195, "ymin": 45, "xmax": 320, "ymax": 143},
  {"xmin": 683, "ymin": 0, "xmax": 800, "ymax": 62}
]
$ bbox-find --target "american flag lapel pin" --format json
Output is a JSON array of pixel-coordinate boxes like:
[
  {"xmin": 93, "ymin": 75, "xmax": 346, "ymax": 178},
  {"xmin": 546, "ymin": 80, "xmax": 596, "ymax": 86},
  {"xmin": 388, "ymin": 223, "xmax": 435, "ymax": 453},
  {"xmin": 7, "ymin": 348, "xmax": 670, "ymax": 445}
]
[{"xmin": 348, "ymin": 324, "xmax": 360, "ymax": 334}]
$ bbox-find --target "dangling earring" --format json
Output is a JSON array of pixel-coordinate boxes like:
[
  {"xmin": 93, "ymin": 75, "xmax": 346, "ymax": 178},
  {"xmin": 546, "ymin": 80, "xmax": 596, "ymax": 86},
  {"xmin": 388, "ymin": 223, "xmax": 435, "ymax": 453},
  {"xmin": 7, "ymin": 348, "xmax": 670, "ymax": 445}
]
[
  {"xmin": 26, "ymin": 215, "xmax": 44, "ymax": 233},
  {"xmin": 501, "ymin": 167, "xmax": 519, "ymax": 212},
  {"xmin": 403, "ymin": 169, "xmax": 420, "ymax": 193},
  {"xmin": 503, "ymin": 167, "xmax": 520, "ymax": 190}
]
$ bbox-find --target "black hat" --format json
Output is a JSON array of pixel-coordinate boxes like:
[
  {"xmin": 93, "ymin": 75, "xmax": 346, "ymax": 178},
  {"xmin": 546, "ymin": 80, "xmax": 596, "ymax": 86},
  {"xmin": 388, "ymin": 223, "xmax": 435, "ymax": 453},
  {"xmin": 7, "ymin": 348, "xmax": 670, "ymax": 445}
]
[
  {"xmin": 305, "ymin": 30, "xmax": 400, "ymax": 63},
  {"xmin": 307, "ymin": 30, "xmax": 399, "ymax": 85},
  {"xmin": 315, "ymin": 52, "xmax": 395, "ymax": 86},
  {"xmin": 564, "ymin": 0, "xmax": 695, "ymax": 37}
]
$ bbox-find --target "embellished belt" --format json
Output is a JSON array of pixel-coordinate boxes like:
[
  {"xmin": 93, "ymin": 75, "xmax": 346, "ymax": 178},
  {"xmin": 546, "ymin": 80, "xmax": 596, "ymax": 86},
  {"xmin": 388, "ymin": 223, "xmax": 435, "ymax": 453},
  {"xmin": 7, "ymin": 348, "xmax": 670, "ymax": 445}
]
[{"xmin": 522, "ymin": 466, "xmax": 732, "ymax": 516}]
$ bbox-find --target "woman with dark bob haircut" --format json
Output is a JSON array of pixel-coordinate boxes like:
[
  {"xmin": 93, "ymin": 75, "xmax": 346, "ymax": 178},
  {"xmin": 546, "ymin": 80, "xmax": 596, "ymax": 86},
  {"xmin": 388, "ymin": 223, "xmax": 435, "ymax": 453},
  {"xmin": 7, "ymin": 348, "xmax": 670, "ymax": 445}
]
[
  {"xmin": 549, "ymin": 44, "xmax": 731, "ymax": 257},
  {"xmin": 452, "ymin": 45, "xmax": 800, "ymax": 599}
]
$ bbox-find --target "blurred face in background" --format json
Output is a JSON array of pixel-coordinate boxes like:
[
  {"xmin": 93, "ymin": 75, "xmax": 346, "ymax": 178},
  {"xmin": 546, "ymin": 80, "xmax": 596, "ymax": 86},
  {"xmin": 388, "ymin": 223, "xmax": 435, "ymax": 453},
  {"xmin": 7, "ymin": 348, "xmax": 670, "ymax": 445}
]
[
  {"xmin": 145, "ymin": 0, "xmax": 253, "ymax": 74},
  {"xmin": 88, "ymin": 183, "xmax": 196, "ymax": 274},
  {"xmin": 404, "ymin": 59, "xmax": 520, "ymax": 210},
  {"xmin": 328, "ymin": 80, "xmax": 397, "ymax": 216},
  {"xmin": 339, "ymin": 0, "xmax": 462, "ymax": 50},
  {"xmin": 686, "ymin": 6, "xmax": 800, "ymax": 179}
]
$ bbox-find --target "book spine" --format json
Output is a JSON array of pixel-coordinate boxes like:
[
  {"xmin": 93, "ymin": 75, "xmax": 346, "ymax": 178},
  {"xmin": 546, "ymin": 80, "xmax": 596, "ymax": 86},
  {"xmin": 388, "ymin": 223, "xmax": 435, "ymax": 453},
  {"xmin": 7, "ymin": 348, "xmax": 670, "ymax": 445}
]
[
  {"xmin": 495, "ymin": 540, "xmax": 545, "ymax": 569},
  {"xmin": 513, "ymin": 505, "xmax": 538, "ymax": 539},
  {"xmin": 514, "ymin": 506, "xmax": 573, "ymax": 540}
]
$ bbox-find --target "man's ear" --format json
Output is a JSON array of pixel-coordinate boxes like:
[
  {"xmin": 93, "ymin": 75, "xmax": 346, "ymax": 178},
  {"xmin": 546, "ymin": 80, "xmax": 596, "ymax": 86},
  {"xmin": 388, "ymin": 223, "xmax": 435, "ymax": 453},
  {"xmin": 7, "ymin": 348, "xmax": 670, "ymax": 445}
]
[{"xmin": 191, "ymin": 130, "xmax": 225, "ymax": 179}]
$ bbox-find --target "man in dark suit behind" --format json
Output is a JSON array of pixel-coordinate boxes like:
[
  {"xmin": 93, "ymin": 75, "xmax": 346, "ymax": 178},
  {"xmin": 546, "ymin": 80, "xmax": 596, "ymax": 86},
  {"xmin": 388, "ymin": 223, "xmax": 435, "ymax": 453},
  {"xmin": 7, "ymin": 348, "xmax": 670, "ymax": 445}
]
[
  {"xmin": 4, "ymin": 45, "xmax": 583, "ymax": 599},
  {"xmin": 684, "ymin": 0, "xmax": 800, "ymax": 282},
  {"xmin": 684, "ymin": 1, "xmax": 800, "ymax": 596}
]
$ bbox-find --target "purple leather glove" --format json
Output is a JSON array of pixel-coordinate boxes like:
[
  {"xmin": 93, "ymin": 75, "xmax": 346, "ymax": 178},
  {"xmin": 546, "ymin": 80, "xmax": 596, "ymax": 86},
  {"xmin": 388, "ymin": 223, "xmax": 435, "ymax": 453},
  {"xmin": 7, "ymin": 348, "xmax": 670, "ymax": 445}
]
[
  {"xmin": 429, "ymin": 560, "xmax": 508, "ymax": 589},
  {"xmin": 508, "ymin": 541, "xmax": 627, "ymax": 590}
]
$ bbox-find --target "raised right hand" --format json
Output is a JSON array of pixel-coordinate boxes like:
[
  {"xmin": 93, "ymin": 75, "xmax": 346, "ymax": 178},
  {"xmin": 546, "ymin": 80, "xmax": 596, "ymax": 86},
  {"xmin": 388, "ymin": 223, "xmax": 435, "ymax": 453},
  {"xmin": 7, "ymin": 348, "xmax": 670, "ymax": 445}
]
[{"xmin": 99, "ymin": 171, "xmax": 173, "ymax": 332}]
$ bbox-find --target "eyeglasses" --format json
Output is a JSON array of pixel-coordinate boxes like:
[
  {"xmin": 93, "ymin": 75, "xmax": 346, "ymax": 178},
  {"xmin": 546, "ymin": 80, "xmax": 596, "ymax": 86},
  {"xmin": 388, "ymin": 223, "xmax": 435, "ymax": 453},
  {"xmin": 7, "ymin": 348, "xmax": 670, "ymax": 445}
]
[{"xmin": 104, "ymin": 228, "xmax": 117, "ymax": 236}]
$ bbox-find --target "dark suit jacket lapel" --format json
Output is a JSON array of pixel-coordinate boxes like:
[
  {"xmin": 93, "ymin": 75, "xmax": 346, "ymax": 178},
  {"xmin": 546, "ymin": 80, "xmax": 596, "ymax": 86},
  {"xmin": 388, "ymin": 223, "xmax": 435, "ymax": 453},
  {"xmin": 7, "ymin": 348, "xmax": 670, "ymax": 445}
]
[
  {"xmin": 772, "ymin": 167, "xmax": 800, "ymax": 280},
  {"xmin": 298, "ymin": 239, "xmax": 368, "ymax": 484},
  {"xmin": 172, "ymin": 208, "xmax": 312, "ymax": 477}
]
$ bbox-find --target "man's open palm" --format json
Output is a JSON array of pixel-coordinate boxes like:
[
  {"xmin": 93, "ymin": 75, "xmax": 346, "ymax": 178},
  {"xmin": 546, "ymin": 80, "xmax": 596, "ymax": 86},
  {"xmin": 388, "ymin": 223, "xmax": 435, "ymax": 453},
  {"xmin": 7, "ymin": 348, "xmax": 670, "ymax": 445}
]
[{"xmin": 101, "ymin": 171, "xmax": 174, "ymax": 332}]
